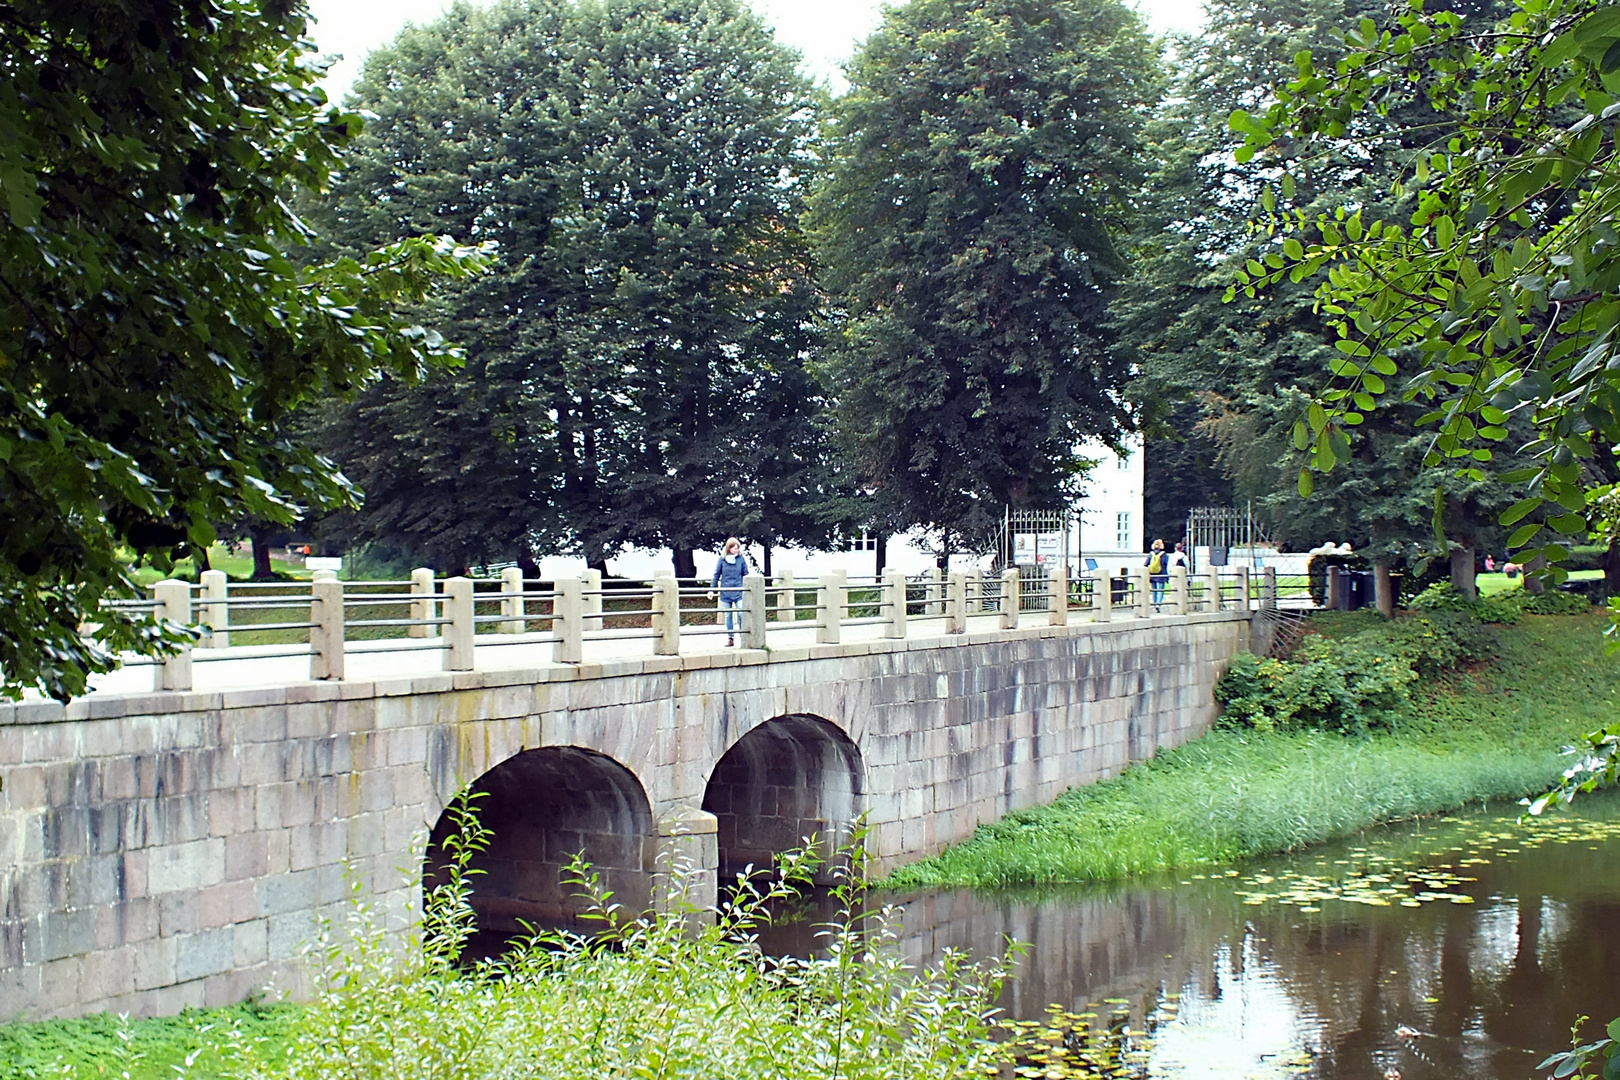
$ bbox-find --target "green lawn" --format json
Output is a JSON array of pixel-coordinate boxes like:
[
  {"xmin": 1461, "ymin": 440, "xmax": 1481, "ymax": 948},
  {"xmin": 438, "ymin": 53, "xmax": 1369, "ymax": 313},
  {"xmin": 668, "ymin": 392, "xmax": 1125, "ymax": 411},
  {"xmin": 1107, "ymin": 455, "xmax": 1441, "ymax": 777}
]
[
  {"xmin": 887, "ymin": 608, "xmax": 1618, "ymax": 888},
  {"xmin": 1476, "ymin": 568, "xmax": 1603, "ymax": 596},
  {"xmin": 128, "ymin": 543, "xmax": 305, "ymax": 585}
]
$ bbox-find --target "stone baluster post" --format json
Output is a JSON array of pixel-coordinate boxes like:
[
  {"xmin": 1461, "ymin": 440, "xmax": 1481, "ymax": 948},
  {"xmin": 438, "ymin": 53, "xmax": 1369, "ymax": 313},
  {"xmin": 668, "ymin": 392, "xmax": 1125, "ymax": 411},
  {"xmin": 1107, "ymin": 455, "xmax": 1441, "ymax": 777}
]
[
  {"xmin": 1238, "ymin": 566, "xmax": 1252, "ymax": 609},
  {"xmin": 882, "ymin": 569, "xmax": 907, "ymax": 639},
  {"xmin": 964, "ymin": 568, "xmax": 982, "ymax": 612},
  {"xmin": 583, "ymin": 567, "xmax": 604, "ymax": 631},
  {"xmin": 817, "ymin": 572, "xmax": 845, "ymax": 644},
  {"xmin": 946, "ymin": 572, "xmax": 968, "ymax": 634},
  {"xmin": 1262, "ymin": 566, "xmax": 1277, "ymax": 610},
  {"xmin": 199, "ymin": 568, "xmax": 229, "ymax": 649},
  {"xmin": 310, "ymin": 578, "xmax": 345, "ymax": 681},
  {"xmin": 500, "ymin": 566, "xmax": 525, "ymax": 633},
  {"xmin": 1094, "ymin": 568, "xmax": 1112, "ymax": 622},
  {"xmin": 443, "ymin": 577, "xmax": 475, "ymax": 671},
  {"xmin": 1048, "ymin": 564, "xmax": 1068, "ymax": 626},
  {"xmin": 775, "ymin": 565, "xmax": 795, "ymax": 624},
  {"xmin": 742, "ymin": 575, "xmax": 768, "ymax": 649},
  {"xmin": 409, "ymin": 567, "xmax": 438, "ymax": 638},
  {"xmin": 1132, "ymin": 567, "xmax": 1151, "ymax": 619},
  {"xmin": 653, "ymin": 573, "xmax": 681, "ymax": 656},
  {"xmin": 1000, "ymin": 567, "xmax": 1020, "ymax": 630},
  {"xmin": 923, "ymin": 566, "xmax": 942, "ymax": 620},
  {"xmin": 1206, "ymin": 566, "xmax": 1223, "ymax": 612},
  {"xmin": 553, "ymin": 575, "xmax": 583, "ymax": 663},
  {"xmin": 1171, "ymin": 565, "xmax": 1189, "ymax": 615},
  {"xmin": 152, "ymin": 579, "xmax": 193, "ymax": 692}
]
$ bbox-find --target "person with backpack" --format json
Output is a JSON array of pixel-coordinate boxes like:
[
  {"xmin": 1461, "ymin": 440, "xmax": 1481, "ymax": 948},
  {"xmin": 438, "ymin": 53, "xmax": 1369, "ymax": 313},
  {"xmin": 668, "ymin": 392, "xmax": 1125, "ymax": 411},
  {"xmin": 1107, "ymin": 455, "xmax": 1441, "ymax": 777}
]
[
  {"xmin": 708, "ymin": 537, "xmax": 751, "ymax": 646},
  {"xmin": 1146, "ymin": 539, "xmax": 1169, "ymax": 610}
]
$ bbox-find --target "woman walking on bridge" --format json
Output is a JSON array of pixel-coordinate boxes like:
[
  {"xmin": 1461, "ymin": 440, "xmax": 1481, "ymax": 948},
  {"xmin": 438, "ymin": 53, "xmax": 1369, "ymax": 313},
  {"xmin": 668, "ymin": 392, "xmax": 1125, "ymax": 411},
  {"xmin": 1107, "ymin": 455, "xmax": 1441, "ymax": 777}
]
[{"xmin": 709, "ymin": 537, "xmax": 751, "ymax": 646}]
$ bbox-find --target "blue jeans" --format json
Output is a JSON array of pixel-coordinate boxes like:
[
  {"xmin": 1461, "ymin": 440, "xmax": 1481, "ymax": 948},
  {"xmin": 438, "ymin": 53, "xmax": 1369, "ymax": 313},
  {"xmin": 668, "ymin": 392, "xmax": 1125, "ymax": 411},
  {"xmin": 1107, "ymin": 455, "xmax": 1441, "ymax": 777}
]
[
  {"xmin": 720, "ymin": 593, "xmax": 741, "ymax": 635},
  {"xmin": 1150, "ymin": 576, "xmax": 1167, "ymax": 607}
]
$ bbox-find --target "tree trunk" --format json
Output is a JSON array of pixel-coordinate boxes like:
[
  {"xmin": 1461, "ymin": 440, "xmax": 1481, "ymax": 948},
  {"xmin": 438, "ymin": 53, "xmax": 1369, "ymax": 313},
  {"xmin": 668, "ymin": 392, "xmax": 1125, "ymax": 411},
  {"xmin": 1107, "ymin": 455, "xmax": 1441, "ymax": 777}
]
[
  {"xmin": 761, "ymin": 543, "xmax": 772, "ymax": 578},
  {"xmin": 588, "ymin": 556, "xmax": 609, "ymax": 578},
  {"xmin": 195, "ymin": 544, "xmax": 211, "ymax": 573},
  {"xmin": 1523, "ymin": 553, "xmax": 1546, "ymax": 595},
  {"xmin": 1374, "ymin": 562, "xmax": 1395, "ymax": 617},
  {"xmin": 874, "ymin": 530, "xmax": 888, "ymax": 576},
  {"xmin": 1450, "ymin": 545, "xmax": 1477, "ymax": 601},
  {"xmin": 249, "ymin": 528, "xmax": 275, "ymax": 581},
  {"xmin": 518, "ymin": 554, "xmax": 541, "ymax": 579},
  {"xmin": 672, "ymin": 545, "xmax": 696, "ymax": 580},
  {"xmin": 1603, "ymin": 539, "xmax": 1620, "ymax": 593}
]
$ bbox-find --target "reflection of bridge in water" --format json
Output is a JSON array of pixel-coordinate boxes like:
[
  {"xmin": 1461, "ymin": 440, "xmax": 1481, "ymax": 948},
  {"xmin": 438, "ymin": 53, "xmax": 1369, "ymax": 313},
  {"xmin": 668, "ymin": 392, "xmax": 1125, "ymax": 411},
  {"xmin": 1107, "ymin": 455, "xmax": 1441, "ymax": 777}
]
[{"xmin": 0, "ymin": 564, "xmax": 1273, "ymax": 1020}]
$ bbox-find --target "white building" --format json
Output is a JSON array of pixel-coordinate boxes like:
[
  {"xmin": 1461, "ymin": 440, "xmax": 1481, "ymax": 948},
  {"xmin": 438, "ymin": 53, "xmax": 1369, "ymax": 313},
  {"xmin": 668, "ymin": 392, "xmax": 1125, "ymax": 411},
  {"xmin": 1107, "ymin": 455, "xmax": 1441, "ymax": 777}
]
[{"xmin": 536, "ymin": 437, "xmax": 1146, "ymax": 582}]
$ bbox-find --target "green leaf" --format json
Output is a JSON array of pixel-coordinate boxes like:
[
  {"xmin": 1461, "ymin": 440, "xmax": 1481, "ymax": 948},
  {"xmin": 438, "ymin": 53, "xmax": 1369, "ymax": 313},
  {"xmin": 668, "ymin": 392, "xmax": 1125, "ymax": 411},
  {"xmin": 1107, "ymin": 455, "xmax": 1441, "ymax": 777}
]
[
  {"xmin": 1292, "ymin": 420, "xmax": 1309, "ymax": 450},
  {"xmin": 1500, "ymin": 497, "xmax": 1541, "ymax": 526},
  {"xmin": 1507, "ymin": 522, "xmax": 1542, "ymax": 549},
  {"xmin": 1298, "ymin": 467, "xmax": 1314, "ymax": 497}
]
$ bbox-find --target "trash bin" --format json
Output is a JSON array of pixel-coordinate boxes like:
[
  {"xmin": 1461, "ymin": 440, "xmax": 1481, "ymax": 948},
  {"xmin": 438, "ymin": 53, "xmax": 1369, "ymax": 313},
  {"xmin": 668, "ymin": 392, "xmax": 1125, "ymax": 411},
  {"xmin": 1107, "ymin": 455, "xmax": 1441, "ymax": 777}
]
[
  {"xmin": 1345, "ymin": 570, "xmax": 1373, "ymax": 611},
  {"xmin": 1111, "ymin": 576, "xmax": 1128, "ymax": 604}
]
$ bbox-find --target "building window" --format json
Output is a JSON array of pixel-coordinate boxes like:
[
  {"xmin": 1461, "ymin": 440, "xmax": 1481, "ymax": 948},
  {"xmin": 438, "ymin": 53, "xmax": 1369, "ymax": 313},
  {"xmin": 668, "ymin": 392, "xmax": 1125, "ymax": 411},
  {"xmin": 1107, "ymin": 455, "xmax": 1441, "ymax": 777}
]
[
  {"xmin": 1117, "ymin": 451, "xmax": 1131, "ymax": 471},
  {"xmin": 846, "ymin": 531, "xmax": 877, "ymax": 552},
  {"xmin": 1116, "ymin": 512, "xmax": 1131, "ymax": 550}
]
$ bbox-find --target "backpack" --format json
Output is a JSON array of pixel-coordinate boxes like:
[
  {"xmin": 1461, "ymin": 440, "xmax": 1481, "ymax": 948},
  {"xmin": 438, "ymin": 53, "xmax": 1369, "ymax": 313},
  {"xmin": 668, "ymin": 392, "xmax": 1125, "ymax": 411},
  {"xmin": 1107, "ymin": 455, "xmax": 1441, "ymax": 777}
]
[{"xmin": 1148, "ymin": 551, "xmax": 1164, "ymax": 575}]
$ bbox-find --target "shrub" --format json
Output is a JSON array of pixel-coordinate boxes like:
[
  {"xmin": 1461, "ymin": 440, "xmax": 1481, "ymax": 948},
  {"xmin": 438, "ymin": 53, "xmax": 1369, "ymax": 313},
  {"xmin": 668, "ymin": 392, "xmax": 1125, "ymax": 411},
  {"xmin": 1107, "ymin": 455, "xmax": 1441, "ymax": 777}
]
[
  {"xmin": 188, "ymin": 801, "xmax": 1013, "ymax": 1080},
  {"xmin": 1409, "ymin": 581, "xmax": 1522, "ymax": 623},
  {"xmin": 1519, "ymin": 590, "xmax": 1591, "ymax": 615},
  {"xmin": 1216, "ymin": 610, "xmax": 1500, "ymax": 734}
]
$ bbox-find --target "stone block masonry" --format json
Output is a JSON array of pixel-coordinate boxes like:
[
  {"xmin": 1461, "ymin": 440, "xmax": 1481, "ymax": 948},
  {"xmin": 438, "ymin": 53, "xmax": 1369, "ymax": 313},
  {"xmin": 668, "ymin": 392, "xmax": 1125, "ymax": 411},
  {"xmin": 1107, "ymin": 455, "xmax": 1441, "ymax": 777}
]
[{"xmin": 0, "ymin": 610, "xmax": 1249, "ymax": 1020}]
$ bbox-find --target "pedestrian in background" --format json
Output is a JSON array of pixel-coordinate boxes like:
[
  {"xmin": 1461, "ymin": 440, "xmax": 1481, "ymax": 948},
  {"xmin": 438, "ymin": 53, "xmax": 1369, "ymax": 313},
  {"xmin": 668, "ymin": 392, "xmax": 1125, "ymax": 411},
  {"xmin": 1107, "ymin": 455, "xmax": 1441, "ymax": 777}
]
[
  {"xmin": 709, "ymin": 537, "xmax": 750, "ymax": 646},
  {"xmin": 1146, "ymin": 539, "xmax": 1168, "ymax": 610}
]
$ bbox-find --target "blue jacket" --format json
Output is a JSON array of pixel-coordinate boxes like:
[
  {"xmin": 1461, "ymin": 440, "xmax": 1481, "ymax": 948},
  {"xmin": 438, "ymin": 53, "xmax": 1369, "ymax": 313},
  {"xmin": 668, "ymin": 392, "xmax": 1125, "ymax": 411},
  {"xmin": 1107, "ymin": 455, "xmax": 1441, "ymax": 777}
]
[{"xmin": 711, "ymin": 553, "xmax": 749, "ymax": 599}]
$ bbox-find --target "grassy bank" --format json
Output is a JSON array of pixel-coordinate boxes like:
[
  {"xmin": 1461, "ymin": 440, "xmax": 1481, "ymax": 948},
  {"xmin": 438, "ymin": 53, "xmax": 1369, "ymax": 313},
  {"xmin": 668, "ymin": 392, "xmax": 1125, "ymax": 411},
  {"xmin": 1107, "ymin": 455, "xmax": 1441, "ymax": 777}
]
[{"xmin": 887, "ymin": 609, "xmax": 1619, "ymax": 889}]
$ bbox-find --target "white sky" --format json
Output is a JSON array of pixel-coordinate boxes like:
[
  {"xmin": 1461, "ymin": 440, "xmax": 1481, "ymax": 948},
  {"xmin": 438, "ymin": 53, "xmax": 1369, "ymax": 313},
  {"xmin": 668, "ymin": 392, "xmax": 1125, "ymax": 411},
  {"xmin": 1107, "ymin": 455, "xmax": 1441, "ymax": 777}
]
[{"xmin": 305, "ymin": 0, "xmax": 1208, "ymax": 98}]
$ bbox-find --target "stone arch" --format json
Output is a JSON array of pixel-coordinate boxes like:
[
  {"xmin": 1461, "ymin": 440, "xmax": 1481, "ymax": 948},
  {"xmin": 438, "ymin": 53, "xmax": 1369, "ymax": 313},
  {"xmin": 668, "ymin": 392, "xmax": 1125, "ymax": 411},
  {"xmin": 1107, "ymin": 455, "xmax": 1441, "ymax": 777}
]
[
  {"xmin": 701, "ymin": 714, "xmax": 864, "ymax": 882},
  {"xmin": 423, "ymin": 745, "xmax": 653, "ymax": 940}
]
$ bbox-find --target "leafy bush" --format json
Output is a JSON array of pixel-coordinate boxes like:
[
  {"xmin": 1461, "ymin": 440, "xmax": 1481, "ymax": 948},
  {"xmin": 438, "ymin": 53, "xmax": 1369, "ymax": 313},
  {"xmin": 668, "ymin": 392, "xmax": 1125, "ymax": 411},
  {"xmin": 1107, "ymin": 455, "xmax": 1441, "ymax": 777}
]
[
  {"xmin": 1519, "ymin": 590, "xmax": 1592, "ymax": 615},
  {"xmin": 1216, "ymin": 610, "xmax": 1500, "ymax": 734},
  {"xmin": 162, "ymin": 801, "xmax": 1012, "ymax": 1080},
  {"xmin": 1410, "ymin": 581, "xmax": 1522, "ymax": 623}
]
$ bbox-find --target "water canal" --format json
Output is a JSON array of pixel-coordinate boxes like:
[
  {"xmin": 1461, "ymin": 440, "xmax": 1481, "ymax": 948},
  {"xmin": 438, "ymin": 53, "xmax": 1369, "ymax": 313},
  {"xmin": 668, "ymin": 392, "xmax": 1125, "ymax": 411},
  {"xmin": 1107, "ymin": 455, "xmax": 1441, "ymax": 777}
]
[{"xmin": 842, "ymin": 802, "xmax": 1620, "ymax": 1080}]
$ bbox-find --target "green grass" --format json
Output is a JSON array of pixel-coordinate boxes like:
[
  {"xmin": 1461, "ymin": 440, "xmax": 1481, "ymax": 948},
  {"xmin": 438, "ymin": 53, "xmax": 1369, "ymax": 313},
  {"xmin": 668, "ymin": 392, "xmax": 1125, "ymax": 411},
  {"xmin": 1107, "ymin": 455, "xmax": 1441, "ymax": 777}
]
[
  {"xmin": 128, "ymin": 543, "xmax": 304, "ymax": 585},
  {"xmin": 0, "ymin": 1003, "xmax": 295, "ymax": 1079},
  {"xmin": 1477, "ymin": 569, "xmax": 1603, "ymax": 595},
  {"xmin": 886, "ymin": 609, "xmax": 1620, "ymax": 889}
]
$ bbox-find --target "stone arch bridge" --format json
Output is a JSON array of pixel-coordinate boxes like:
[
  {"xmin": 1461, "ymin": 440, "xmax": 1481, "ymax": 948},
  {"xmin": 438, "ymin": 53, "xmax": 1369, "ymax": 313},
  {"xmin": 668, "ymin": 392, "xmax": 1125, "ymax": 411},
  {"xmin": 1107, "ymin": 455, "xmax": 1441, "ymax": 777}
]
[{"xmin": 0, "ymin": 607, "xmax": 1251, "ymax": 1020}]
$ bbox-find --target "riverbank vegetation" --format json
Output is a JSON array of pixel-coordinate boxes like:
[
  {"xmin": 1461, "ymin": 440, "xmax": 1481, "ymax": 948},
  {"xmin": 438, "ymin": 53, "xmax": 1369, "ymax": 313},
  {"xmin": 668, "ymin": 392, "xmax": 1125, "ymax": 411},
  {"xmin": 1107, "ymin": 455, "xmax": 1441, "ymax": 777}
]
[
  {"xmin": 1, "ymin": 813, "xmax": 1019, "ymax": 1080},
  {"xmin": 888, "ymin": 609, "xmax": 1617, "ymax": 889}
]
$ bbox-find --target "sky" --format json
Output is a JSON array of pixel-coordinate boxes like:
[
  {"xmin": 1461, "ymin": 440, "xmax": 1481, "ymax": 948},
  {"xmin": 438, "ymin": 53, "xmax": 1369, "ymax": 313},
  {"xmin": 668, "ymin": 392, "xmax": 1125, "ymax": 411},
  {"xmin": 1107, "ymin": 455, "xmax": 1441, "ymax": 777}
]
[{"xmin": 305, "ymin": 0, "xmax": 1208, "ymax": 97}]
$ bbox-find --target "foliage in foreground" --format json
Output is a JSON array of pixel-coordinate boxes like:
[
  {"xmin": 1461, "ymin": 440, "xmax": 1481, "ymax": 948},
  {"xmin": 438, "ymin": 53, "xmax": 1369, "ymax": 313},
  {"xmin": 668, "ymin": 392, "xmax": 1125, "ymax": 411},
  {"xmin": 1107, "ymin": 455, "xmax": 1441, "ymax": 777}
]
[
  {"xmin": 0, "ymin": 0, "xmax": 486, "ymax": 701},
  {"xmin": 890, "ymin": 610, "xmax": 1615, "ymax": 887},
  {"xmin": 16, "ymin": 802, "xmax": 1011, "ymax": 1080}
]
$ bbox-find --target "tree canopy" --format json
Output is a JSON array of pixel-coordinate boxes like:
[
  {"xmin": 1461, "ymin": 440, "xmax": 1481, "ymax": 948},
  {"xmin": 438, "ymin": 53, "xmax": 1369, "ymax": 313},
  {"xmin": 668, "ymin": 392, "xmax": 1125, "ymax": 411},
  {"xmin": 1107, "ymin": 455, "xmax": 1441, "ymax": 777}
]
[
  {"xmin": 807, "ymin": 0, "xmax": 1161, "ymax": 554},
  {"xmin": 1233, "ymin": 0, "xmax": 1620, "ymax": 587},
  {"xmin": 0, "ymin": 0, "xmax": 483, "ymax": 699},
  {"xmin": 318, "ymin": 0, "xmax": 839, "ymax": 577}
]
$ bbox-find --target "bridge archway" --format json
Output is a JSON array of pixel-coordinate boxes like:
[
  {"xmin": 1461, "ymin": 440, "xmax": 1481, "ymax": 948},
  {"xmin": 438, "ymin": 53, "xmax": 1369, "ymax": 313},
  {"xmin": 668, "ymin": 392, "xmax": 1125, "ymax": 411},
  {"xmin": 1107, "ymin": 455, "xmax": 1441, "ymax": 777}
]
[
  {"xmin": 424, "ymin": 746, "xmax": 652, "ymax": 941},
  {"xmin": 701, "ymin": 714, "xmax": 863, "ymax": 882}
]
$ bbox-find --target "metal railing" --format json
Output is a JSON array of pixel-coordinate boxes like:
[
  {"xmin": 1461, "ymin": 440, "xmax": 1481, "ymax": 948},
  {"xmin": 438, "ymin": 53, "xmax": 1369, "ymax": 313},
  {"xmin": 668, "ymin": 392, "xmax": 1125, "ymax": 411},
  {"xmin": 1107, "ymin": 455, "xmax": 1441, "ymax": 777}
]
[{"xmin": 107, "ymin": 564, "xmax": 1283, "ymax": 692}]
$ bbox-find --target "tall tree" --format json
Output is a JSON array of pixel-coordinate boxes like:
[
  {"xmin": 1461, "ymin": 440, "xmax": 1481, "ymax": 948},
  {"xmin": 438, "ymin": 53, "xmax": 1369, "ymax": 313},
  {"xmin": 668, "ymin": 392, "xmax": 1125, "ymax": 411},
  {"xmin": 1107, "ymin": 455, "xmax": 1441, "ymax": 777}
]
[
  {"xmin": 1234, "ymin": 0, "xmax": 1620, "ymax": 596},
  {"xmin": 0, "ymin": 0, "xmax": 482, "ymax": 700},
  {"xmin": 807, "ymin": 0, "xmax": 1161, "ymax": 555},
  {"xmin": 1114, "ymin": 0, "xmax": 1521, "ymax": 590},
  {"xmin": 319, "ymin": 0, "xmax": 830, "ymax": 578}
]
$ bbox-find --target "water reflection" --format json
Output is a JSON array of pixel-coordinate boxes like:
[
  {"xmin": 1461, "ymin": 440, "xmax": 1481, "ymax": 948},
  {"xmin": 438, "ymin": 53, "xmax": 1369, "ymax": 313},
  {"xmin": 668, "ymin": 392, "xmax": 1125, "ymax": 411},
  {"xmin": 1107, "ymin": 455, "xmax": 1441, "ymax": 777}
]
[{"xmin": 878, "ymin": 806, "xmax": 1620, "ymax": 1080}]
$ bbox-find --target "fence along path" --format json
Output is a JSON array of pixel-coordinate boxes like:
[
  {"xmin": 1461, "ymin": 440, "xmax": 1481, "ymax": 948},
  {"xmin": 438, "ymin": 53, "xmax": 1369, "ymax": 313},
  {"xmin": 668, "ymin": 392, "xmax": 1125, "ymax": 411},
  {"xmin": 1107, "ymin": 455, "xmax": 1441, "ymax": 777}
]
[{"xmin": 73, "ymin": 564, "xmax": 1281, "ymax": 698}]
